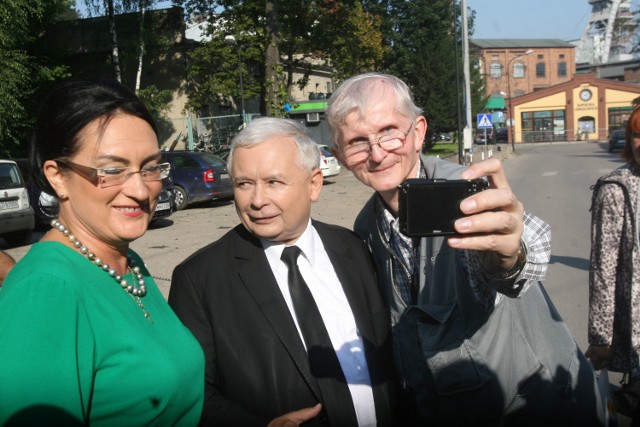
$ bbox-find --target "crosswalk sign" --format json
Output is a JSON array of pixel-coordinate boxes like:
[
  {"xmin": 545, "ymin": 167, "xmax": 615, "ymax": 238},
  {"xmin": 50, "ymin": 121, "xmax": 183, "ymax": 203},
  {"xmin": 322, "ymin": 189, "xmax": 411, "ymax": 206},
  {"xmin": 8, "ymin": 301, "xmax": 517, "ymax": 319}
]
[{"xmin": 477, "ymin": 113, "xmax": 493, "ymax": 129}]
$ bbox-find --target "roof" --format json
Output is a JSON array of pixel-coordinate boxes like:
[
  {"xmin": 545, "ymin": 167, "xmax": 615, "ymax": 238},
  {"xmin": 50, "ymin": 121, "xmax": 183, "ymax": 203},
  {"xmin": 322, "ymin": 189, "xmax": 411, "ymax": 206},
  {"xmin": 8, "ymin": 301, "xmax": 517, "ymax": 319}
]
[{"xmin": 471, "ymin": 39, "xmax": 575, "ymax": 49}]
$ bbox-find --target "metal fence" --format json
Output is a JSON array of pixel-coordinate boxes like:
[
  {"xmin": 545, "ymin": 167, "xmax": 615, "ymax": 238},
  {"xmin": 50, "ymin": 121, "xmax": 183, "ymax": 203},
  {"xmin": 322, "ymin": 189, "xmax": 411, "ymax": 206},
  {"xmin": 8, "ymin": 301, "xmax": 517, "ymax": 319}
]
[{"xmin": 162, "ymin": 113, "xmax": 259, "ymax": 152}]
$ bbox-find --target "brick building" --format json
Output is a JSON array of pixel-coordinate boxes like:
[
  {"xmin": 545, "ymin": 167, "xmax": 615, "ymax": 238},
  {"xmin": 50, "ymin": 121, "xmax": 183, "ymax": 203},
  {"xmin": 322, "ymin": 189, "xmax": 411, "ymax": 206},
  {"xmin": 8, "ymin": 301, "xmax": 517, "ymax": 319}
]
[{"xmin": 470, "ymin": 39, "xmax": 576, "ymax": 126}]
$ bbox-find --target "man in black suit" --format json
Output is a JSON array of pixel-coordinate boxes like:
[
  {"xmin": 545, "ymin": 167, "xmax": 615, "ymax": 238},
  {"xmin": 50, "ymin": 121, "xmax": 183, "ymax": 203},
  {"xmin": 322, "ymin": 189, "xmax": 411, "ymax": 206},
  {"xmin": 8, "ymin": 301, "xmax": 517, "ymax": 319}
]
[{"xmin": 168, "ymin": 117, "xmax": 396, "ymax": 426}]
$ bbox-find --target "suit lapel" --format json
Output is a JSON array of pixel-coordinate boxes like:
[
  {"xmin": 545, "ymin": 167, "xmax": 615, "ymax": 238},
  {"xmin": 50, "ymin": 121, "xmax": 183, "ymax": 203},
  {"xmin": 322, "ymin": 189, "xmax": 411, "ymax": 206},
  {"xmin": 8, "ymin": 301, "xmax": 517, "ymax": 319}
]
[{"xmin": 231, "ymin": 227, "xmax": 322, "ymax": 400}]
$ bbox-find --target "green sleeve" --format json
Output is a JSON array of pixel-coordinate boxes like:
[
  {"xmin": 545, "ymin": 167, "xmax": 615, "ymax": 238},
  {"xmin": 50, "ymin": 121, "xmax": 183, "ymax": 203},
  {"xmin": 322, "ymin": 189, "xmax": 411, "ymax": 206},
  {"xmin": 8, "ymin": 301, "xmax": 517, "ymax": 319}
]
[{"xmin": 0, "ymin": 272, "xmax": 96, "ymax": 425}]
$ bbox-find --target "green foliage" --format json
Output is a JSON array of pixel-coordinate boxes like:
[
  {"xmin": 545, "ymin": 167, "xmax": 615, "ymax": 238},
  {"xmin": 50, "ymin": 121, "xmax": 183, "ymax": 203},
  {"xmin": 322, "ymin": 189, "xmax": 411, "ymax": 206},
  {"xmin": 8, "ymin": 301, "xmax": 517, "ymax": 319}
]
[
  {"xmin": 378, "ymin": 0, "xmax": 486, "ymax": 150},
  {"xmin": 178, "ymin": 0, "xmax": 385, "ymax": 116},
  {"xmin": 0, "ymin": 0, "xmax": 73, "ymax": 156},
  {"xmin": 315, "ymin": 1, "xmax": 384, "ymax": 80},
  {"xmin": 384, "ymin": 0, "xmax": 459, "ymax": 146},
  {"xmin": 137, "ymin": 85, "xmax": 175, "ymax": 142}
]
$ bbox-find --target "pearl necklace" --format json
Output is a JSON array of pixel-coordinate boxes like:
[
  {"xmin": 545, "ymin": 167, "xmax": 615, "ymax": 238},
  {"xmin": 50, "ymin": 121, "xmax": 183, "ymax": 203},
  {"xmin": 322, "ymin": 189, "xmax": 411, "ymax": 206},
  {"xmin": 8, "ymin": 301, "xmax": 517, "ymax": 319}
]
[{"xmin": 51, "ymin": 219, "xmax": 152, "ymax": 322}]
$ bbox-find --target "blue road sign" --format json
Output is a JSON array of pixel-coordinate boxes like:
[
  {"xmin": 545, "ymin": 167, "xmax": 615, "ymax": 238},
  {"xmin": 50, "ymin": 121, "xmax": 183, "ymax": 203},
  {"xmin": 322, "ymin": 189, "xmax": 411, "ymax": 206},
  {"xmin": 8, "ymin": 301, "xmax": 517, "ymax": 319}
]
[{"xmin": 477, "ymin": 113, "xmax": 493, "ymax": 129}]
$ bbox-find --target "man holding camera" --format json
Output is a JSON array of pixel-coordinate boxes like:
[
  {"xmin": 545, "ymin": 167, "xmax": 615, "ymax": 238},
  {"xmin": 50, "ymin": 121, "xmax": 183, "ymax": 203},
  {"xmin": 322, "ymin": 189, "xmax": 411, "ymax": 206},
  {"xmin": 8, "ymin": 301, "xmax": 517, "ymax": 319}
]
[{"xmin": 326, "ymin": 73, "xmax": 602, "ymax": 425}]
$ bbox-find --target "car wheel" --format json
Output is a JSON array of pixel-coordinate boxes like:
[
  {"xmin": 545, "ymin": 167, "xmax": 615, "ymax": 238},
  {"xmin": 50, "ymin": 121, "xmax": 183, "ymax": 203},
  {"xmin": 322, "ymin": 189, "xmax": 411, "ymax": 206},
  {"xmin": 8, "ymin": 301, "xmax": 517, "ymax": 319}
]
[
  {"xmin": 174, "ymin": 185, "xmax": 189, "ymax": 211},
  {"xmin": 3, "ymin": 229, "xmax": 33, "ymax": 247}
]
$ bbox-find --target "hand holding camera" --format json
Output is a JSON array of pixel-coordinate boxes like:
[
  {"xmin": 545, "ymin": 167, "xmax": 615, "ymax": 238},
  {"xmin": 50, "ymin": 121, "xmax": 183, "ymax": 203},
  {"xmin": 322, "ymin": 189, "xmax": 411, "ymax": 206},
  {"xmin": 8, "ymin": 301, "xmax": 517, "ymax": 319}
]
[
  {"xmin": 400, "ymin": 158, "xmax": 525, "ymax": 275},
  {"xmin": 398, "ymin": 178, "xmax": 489, "ymax": 237}
]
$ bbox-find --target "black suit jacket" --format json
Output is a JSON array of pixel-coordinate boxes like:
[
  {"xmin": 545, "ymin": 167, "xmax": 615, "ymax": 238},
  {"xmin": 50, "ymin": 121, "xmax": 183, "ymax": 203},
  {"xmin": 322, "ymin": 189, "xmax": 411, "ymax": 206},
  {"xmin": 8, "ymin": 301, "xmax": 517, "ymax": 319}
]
[{"xmin": 168, "ymin": 221, "xmax": 396, "ymax": 426}]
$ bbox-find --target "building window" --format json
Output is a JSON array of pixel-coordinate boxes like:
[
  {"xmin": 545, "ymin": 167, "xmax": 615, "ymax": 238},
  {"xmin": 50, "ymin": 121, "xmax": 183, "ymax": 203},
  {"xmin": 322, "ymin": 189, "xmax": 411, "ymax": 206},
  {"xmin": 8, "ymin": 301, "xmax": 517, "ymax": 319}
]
[
  {"xmin": 608, "ymin": 107, "xmax": 633, "ymax": 131},
  {"xmin": 536, "ymin": 62, "xmax": 546, "ymax": 78},
  {"xmin": 560, "ymin": 54, "xmax": 565, "ymax": 59},
  {"xmin": 537, "ymin": 54, "xmax": 544, "ymax": 59},
  {"xmin": 558, "ymin": 62, "xmax": 567, "ymax": 77},
  {"xmin": 513, "ymin": 62, "xmax": 525, "ymax": 78},
  {"xmin": 522, "ymin": 110, "xmax": 566, "ymax": 142},
  {"xmin": 490, "ymin": 63, "xmax": 502, "ymax": 78}
]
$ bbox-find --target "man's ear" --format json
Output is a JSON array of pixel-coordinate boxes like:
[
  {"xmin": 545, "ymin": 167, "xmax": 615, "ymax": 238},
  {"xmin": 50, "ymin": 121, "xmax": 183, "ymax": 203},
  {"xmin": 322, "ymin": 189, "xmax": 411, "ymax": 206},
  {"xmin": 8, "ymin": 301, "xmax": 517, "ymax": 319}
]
[
  {"xmin": 413, "ymin": 116, "xmax": 428, "ymax": 151},
  {"xmin": 43, "ymin": 160, "xmax": 67, "ymax": 198},
  {"xmin": 309, "ymin": 168, "xmax": 323, "ymax": 202}
]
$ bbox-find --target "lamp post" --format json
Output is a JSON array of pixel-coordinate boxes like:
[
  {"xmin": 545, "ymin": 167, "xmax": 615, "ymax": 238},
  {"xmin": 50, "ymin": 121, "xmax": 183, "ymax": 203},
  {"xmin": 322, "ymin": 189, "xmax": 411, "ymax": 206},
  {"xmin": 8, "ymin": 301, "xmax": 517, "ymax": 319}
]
[
  {"xmin": 224, "ymin": 35, "xmax": 246, "ymax": 124},
  {"xmin": 506, "ymin": 49, "xmax": 533, "ymax": 152}
]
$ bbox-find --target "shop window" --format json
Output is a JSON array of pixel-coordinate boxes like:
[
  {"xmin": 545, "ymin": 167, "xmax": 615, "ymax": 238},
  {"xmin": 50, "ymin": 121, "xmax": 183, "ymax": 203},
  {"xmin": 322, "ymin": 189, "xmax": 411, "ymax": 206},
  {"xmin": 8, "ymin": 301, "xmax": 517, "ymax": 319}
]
[
  {"xmin": 608, "ymin": 107, "xmax": 633, "ymax": 132},
  {"xmin": 536, "ymin": 62, "xmax": 546, "ymax": 78},
  {"xmin": 490, "ymin": 63, "xmax": 502, "ymax": 78},
  {"xmin": 522, "ymin": 109, "xmax": 566, "ymax": 142},
  {"xmin": 558, "ymin": 62, "xmax": 567, "ymax": 77}
]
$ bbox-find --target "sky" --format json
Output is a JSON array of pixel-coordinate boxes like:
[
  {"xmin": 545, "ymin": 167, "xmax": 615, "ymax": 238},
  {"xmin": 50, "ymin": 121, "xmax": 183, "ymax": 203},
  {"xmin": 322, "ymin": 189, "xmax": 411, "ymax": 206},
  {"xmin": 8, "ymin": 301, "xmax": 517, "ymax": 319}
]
[
  {"xmin": 76, "ymin": 0, "xmax": 638, "ymax": 43},
  {"xmin": 467, "ymin": 0, "xmax": 639, "ymax": 42}
]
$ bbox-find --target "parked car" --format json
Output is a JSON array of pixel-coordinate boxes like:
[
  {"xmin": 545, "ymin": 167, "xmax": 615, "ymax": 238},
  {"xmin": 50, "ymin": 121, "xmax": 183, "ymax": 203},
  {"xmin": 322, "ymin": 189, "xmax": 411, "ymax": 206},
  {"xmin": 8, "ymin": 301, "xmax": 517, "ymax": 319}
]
[
  {"xmin": 432, "ymin": 132, "xmax": 452, "ymax": 142},
  {"xmin": 151, "ymin": 177, "xmax": 174, "ymax": 223},
  {"xmin": 0, "ymin": 160, "xmax": 34, "ymax": 246},
  {"xmin": 161, "ymin": 151, "xmax": 233, "ymax": 210},
  {"xmin": 317, "ymin": 144, "xmax": 341, "ymax": 178},
  {"xmin": 13, "ymin": 158, "xmax": 59, "ymax": 228},
  {"xmin": 474, "ymin": 128, "xmax": 495, "ymax": 145},
  {"xmin": 495, "ymin": 127, "xmax": 509, "ymax": 142},
  {"xmin": 608, "ymin": 129, "xmax": 626, "ymax": 153}
]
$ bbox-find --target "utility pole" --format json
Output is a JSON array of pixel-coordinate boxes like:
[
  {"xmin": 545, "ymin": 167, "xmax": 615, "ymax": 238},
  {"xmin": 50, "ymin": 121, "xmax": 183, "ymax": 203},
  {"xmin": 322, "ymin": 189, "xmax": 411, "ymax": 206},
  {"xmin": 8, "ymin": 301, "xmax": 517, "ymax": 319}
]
[{"xmin": 461, "ymin": 0, "xmax": 473, "ymax": 163}]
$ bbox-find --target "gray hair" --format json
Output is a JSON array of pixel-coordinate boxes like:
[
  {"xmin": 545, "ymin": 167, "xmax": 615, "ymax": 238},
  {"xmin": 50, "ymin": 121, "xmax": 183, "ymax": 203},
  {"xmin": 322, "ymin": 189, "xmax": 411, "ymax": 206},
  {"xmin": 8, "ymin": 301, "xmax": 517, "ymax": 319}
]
[
  {"xmin": 326, "ymin": 73, "xmax": 423, "ymax": 148},
  {"xmin": 227, "ymin": 117, "xmax": 321, "ymax": 175}
]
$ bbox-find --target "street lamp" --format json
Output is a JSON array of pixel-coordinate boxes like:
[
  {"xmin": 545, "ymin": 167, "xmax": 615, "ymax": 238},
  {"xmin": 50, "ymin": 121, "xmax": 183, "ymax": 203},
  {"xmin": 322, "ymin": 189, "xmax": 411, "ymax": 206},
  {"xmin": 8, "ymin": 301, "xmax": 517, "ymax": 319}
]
[
  {"xmin": 506, "ymin": 49, "xmax": 533, "ymax": 152},
  {"xmin": 224, "ymin": 35, "xmax": 246, "ymax": 124}
]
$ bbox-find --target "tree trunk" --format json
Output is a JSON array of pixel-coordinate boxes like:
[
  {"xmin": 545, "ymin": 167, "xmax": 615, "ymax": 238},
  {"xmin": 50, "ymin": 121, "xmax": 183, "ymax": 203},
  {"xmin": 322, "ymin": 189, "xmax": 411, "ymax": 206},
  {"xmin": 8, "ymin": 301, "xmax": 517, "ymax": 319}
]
[
  {"xmin": 134, "ymin": 0, "xmax": 147, "ymax": 93},
  {"xmin": 106, "ymin": 0, "xmax": 122, "ymax": 82},
  {"xmin": 264, "ymin": 0, "xmax": 281, "ymax": 116}
]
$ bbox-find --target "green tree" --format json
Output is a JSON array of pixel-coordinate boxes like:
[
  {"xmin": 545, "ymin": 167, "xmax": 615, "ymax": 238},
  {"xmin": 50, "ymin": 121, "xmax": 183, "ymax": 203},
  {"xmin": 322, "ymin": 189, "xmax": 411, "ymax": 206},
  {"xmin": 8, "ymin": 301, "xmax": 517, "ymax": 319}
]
[
  {"xmin": 0, "ymin": 0, "xmax": 73, "ymax": 156},
  {"xmin": 384, "ymin": 0, "xmax": 458, "ymax": 145},
  {"xmin": 178, "ymin": 0, "xmax": 384, "ymax": 117},
  {"xmin": 379, "ymin": 0, "xmax": 485, "ymax": 150},
  {"xmin": 78, "ymin": 0, "xmax": 177, "ymax": 140},
  {"xmin": 315, "ymin": 1, "xmax": 384, "ymax": 81}
]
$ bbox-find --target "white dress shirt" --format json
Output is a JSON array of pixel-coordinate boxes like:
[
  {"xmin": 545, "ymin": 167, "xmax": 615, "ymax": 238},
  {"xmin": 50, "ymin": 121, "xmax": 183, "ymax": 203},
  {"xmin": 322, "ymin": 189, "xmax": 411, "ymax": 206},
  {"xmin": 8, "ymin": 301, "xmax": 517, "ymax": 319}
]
[{"xmin": 262, "ymin": 220, "xmax": 377, "ymax": 427}]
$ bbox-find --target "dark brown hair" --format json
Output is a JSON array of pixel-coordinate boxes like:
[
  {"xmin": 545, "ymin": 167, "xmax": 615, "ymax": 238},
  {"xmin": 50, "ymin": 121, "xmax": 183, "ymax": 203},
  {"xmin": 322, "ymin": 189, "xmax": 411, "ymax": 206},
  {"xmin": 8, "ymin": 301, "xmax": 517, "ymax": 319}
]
[{"xmin": 30, "ymin": 78, "xmax": 158, "ymax": 195}]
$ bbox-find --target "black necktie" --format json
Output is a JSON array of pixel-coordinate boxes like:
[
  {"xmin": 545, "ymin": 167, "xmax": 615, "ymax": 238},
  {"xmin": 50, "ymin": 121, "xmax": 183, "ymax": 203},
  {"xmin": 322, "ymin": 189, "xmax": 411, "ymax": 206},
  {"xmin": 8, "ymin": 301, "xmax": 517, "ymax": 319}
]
[{"xmin": 280, "ymin": 246, "xmax": 358, "ymax": 426}]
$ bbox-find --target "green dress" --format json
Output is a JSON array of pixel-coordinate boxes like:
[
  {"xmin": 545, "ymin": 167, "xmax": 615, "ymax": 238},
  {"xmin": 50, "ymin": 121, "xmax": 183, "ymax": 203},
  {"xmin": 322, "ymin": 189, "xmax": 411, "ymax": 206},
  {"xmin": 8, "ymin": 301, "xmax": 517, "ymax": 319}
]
[{"xmin": 0, "ymin": 242, "xmax": 204, "ymax": 426}]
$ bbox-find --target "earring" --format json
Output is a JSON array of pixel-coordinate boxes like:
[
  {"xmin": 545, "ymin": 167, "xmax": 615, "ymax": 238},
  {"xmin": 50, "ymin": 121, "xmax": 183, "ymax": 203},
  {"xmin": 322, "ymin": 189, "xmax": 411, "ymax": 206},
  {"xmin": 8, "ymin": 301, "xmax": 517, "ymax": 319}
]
[{"xmin": 59, "ymin": 192, "xmax": 65, "ymax": 198}]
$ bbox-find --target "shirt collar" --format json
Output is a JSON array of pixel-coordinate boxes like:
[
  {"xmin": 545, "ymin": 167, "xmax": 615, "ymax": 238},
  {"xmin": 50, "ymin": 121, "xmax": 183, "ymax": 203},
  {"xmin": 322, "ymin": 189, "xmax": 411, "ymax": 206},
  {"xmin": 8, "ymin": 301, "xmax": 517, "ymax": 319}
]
[{"xmin": 261, "ymin": 219, "xmax": 316, "ymax": 267}]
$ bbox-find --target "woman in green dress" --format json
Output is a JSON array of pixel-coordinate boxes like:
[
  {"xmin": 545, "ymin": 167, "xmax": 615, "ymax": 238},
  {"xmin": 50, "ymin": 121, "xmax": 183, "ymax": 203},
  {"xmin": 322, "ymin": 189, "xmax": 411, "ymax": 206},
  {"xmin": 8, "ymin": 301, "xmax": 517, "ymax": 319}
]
[{"xmin": 0, "ymin": 79, "xmax": 204, "ymax": 426}]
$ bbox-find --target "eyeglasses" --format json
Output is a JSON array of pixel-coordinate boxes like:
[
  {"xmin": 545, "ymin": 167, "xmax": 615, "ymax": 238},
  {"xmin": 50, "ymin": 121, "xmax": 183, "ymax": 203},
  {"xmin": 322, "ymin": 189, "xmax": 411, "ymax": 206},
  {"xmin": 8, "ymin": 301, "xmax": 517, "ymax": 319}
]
[
  {"xmin": 55, "ymin": 159, "xmax": 171, "ymax": 188},
  {"xmin": 342, "ymin": 123, "xmax": 413, "ymax": 164}
]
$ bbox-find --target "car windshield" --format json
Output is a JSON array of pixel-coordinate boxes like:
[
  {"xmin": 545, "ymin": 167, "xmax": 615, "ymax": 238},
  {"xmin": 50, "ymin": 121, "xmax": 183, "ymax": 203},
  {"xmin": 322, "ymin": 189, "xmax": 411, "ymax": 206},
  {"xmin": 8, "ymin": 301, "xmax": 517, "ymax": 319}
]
[
  {"xmin": 201, "ymin": 154, "xmax": 226, "ymax": 167},
  {"xmin": 0, "ymin": 164, "xmax": 24, "ymax": 189},
  {"xmin": 318, "ymin": 146, "xmax": 333, "ymax": 157},
  {"xmin": 611, "ymin": 130, "xmax": 625, "ymax": 138}
]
